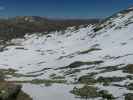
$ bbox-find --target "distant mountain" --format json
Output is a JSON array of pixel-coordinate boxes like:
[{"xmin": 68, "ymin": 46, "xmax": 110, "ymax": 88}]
[
  {"xmin": 0, "ymin": 16, "xmax": 100, "ymax": 41},
  {"xmin": 9, "ymin": 16, "xmax": 49, "ymax": 22}
]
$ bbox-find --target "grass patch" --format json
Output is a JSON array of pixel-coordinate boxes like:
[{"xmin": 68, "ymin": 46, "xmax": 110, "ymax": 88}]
[
  {"xmin": 97, "ymin": 64, "xmax": 123, "ymax": 73},
  {"xmin": 97, "ymin": 76, "xmax": 126, "ymax": 85},
  {"xmin": 0, "ymin": 68, "xmax": 43, "ymax": 79},
  {"xmin": 31, "ymin": 79, "xmax": 66, "ymax": 84},
  {"xmin": 78, "ymin": 48, "xmax": 101, "ymax": 54},
  {"xmin": 126, "ymin": 83, "xmax": 133, "ymax": 90},
  {"xmin": 123, "ymin": 64, "xmax": 133, "ymax": 74},
  {"xmin": 125, "ymin": 93, "xmax": 133, "ymax": 100},
  {"xmin": 57, "ymin": 60, "xmax": 103, "ymax": 69},
  {"xmin": 98, "ymin": 90, "xmax": 115, "ymax": 99},
  {"xmin": 49, "ymin": 74, "xmax": 65, "ymax": 79},
  {"xmin": 93, "ymin": 25, "xmax": 104, "ymax": 32},
  {"xmin": 12, "ymin": 78, "xmax": 67, "ymax": 86},
  {"xmin": 78, "ymin": 74, "xmax": 97, "ymax": 85},
  {"xmin": 70, "ymin": 85, "xmax": 99, "ymax": 99},
  {"xmin": 64, "ymin": 69, "xmax": 81, "ymax": 75},
  {"xmin": 70, "ymin": 85, "xmax": 114, "ymax": 99}
]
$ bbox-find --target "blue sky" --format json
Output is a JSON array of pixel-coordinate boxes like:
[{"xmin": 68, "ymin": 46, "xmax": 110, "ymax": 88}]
[{"xmin": 0, "ymin": 0, "xmax": 133, "ymax": 18}]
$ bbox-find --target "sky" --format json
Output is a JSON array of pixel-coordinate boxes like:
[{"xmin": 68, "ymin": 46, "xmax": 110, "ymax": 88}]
[{"xmin": 0, "ymin": 0, "xmax": 133, "ymax": 18}]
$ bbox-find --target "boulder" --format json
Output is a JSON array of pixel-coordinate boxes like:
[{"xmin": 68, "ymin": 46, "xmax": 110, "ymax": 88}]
[{"xmin": 0, "ymin": 81, "xmax": 21, "ymax": 100}]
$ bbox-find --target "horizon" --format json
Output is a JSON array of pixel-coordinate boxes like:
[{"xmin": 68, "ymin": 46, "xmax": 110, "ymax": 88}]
[{"xmin": 0, "ymin": 0, "xmax": 133, "ymax": 19}]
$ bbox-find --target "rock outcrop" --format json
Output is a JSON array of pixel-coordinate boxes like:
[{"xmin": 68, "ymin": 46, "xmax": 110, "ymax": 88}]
[{"xmin": 0, "ymin": 81, "xmax": 32, "ymax": 100}]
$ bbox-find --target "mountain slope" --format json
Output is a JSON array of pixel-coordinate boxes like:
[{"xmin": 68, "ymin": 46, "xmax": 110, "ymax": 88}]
[
  {"xmin": 0, "ymin": 17, "xmax": 99, "ymax": 41},
  {"xmin": 0, "ymin": 7, "xmax": 133, "ymax": 100}
]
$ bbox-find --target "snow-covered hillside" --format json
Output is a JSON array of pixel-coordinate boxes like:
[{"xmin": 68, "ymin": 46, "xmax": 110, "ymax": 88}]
[{"xmin": 0, "ymin": 7, "xmax": 133, "ymax": 100}]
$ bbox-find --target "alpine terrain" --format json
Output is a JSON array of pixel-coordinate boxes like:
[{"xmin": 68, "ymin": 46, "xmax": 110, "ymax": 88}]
[{"xmin": 0, "ymin": 7, "xmax": 133, "ymax": 100}]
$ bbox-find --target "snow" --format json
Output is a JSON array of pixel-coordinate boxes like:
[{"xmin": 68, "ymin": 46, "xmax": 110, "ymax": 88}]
[
  {"xmin": 22, "ymin": 84, "xmax": 77, "ymax": 100},
  {"xmin": 22, "ymin": 83, "xmax": 102, "ymax": 100},
  {"xmin": 0, "ymin": 7, "xmax": 133, "ymax": 100}
]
